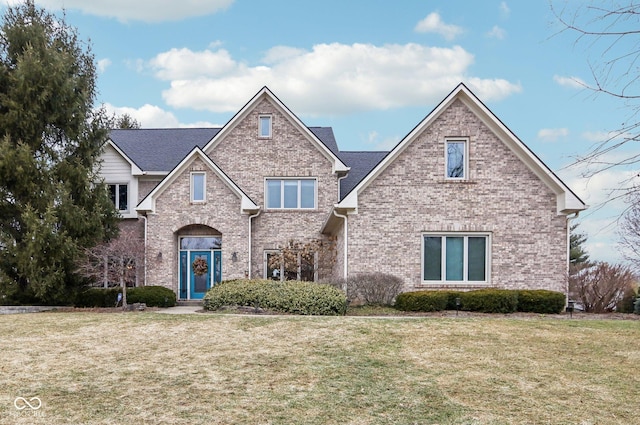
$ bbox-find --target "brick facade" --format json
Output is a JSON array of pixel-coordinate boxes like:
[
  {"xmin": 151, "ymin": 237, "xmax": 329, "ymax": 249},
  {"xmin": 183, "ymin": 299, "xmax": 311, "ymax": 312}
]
[{"xmin": 347, "ymin": 99, "xmax": 568, "ymax": 293}]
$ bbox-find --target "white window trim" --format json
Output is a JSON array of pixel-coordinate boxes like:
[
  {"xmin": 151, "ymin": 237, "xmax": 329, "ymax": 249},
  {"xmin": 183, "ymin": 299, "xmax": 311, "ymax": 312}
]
[
  {"xmin": 108, "ymin": 183, "xmax": 129, "ymax": 213},
  {"xmin": 264, "ymin": 178, "xmax": 317, "ymax": 210},
  {"xmin": 444, "ymin": 138, "xmax": 469, "ymax": 180},
  {"xmin": 258, "ymin": 115, "xmax": 272, "ymax": 139},
  {"xmin": 421, "ymin": 232, "xmax": 491, "ymax": 285},
  {"xmin": 190, "ymin": 172, "xmax": 206, "ymax": 203}
]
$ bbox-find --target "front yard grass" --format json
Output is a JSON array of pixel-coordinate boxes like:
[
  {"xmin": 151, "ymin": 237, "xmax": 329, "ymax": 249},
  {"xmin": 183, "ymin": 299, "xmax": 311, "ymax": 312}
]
[{"xmin": 0, "ymin": 312, "xmax": 637, "ymax": 424}]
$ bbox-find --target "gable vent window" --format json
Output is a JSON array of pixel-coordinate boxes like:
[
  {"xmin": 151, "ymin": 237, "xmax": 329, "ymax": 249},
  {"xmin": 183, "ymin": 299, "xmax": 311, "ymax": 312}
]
[
  {"xmin": 259, "ymin": 115, "xmax": 272, "ymax": 138},
  {"xmin": 108, "ymin": 183, "xmax": 128, "ymax": 212},
  {"xmin": 445, "ymin": 139, "xmax": 468, "ymax": 179},
  {"xmin": 191, "ymin": 172, "xmax": 206, "ymax": 203}
]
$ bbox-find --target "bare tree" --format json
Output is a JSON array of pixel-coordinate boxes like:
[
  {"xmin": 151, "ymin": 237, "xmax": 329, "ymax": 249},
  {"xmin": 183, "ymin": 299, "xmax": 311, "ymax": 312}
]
[
  {"xmin": 553, "ymin": 2, "xmax": 640, "ymax": 200},
  {"xmin": 78, "ymin": 236, "xmax": 145, "ymax": 308},
  {"xmin": 569, "ymin": 261, "xmax": 636, "ymax": 312},
  {"xmin": 267, "ymin": 238, "xmax": 336, "ymax": 282},
  {"xmin": 619, "ymin": 193, "xmax": 640, "ymax": 271}
]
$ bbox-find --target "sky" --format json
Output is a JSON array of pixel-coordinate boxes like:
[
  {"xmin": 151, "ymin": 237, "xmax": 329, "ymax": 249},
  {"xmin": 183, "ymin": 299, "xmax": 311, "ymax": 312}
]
[{"xmin": 3, "ymin": 0, "xmax": 639, "ymax": 265}]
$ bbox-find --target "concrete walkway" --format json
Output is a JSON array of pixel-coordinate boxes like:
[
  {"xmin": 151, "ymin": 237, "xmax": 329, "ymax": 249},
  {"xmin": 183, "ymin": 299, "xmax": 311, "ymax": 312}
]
[{"xmin": 154, "ymin": 306, "xmax": 203, "ymax": 315}]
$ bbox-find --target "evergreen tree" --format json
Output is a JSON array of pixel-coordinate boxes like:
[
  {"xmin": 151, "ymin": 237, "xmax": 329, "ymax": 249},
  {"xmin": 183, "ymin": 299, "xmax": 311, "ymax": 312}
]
[
  {"xmin": 570, "ymin": 222, "xmax": 590, "ymax": 266},
  {"xmin": 0, "ymin": 1, "xmax": 119, "ymax": 304}
]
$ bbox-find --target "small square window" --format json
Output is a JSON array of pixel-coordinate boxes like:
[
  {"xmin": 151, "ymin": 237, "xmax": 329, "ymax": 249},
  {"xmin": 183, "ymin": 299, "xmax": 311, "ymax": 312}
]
[
  {"xmin": 445, "ymin": 139, "xmax": 467, "ymax": 179},
  {"xmin": 191, "ymin": 172, "xmax": 205, "ymax": 203},
  {"xmin": 259, "ymin": 115, "xmax": 272, "ymax": 138}
]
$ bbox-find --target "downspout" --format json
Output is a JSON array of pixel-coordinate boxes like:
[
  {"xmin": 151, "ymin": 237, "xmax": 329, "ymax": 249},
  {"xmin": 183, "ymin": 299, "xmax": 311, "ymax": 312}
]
[
  {"xmin": 248, "ymin": 209, "xmax": 262, "ymax": 279},
  {"xmin": 141, "ymin": 214, "xmax": 147, "ymax": 286},
  {"xmin": 332, "ymin": 209, "xmax": 348, "ymax": 282}
]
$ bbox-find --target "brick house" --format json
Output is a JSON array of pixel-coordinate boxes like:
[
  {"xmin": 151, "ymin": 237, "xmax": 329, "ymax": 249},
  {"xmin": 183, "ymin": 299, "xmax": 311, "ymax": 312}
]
[{"xmin": 100, "ymin": 84, "xmax": 586, "ymax": 300}]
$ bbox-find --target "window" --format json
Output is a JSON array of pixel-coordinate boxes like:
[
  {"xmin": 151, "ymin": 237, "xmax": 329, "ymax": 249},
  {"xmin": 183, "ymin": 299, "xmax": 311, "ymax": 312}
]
[
  {"xmin": 191, "ymin": 172, "xmax": 205, "ymax": 203},
  {"xmin": 445, "ymin": 139, "xmax": 467, "ymax": 179},
  {"xmin": 108, "ymin": 184, "xmax": 128, "ymax": 212},
  {"xmin": 266, "ymin": 179, "xmax": 316, "ymax": 209},
  {"xmin": 423, "ymin": 234, "xmax": 488, "ymax": 283},
  {"xmin": 265, "ymin": 250, "xmax": 316, "ymax": 282},
  {"xmin": 259, "ymin": 115, "xmax": 272, "ymax": 138}
]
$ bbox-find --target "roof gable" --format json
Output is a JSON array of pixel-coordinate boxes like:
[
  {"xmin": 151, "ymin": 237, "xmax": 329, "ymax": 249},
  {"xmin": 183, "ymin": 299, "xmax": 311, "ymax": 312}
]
[
  {"xmin": 337, "ymin": 83, "xmax": 586, "ymax": 215},
  {"xmin": 137, "ymin": 147, "xmax": 259, "ymax": 213},
  {"xmin": 202, "ymin": 86, "xmax": 349, "ymax": 174}
]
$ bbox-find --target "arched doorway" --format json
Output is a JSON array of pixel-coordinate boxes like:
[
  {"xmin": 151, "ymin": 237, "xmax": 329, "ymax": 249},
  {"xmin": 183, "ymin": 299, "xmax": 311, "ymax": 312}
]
[{"xmin": 177, "ymin": 226, "xmax": 222, "ymax": 300}]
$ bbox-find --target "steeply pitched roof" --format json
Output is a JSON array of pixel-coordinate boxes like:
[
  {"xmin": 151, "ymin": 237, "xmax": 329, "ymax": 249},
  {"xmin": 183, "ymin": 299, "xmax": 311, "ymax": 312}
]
[
  {"xmin": 109, "ymin": 128, "xmax": 220, "ymax": 173},
  {"xmin": 108, "ymin": 126, "xmax": 342, "ymax": 174},
  {"xmin": 338, "ymin": 151, "xmax": 389, "ymax": 200}
]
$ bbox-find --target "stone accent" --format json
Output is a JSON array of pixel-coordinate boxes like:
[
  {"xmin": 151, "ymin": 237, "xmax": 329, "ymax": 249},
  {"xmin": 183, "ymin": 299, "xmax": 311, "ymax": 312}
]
[{"xmin": 347, "ymin": 99, "xmax": 568, "ymax": 294}]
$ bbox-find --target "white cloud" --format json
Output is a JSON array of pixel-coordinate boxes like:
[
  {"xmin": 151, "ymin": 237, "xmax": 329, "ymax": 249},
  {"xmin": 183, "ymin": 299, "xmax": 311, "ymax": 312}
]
[
  {"xmin": 499, "ymin": 2, "xmax": 510, "ymax": 18},
  {"xmin": 414, "ymin": 12, "xmax": 463, "ymax": 40},
  {"xmin": 537, "ymin": 128, "xmax": 568, "ymax": 142},
  {"xmin": 553, "ymin": 75, "xmax": 586, "ymax": 89},
  {"xmin": 487, "ymin": 25, "xmax": 506, "ymax": 40},
  {"xmin": 148, "ymin": 43, "xmax": 521, "ymax": 116},
  {"xmin": 97, "ymin": 58, "xmax": 112, "ymax": 74},
  {"xmin": 16, "ymin": 0, "xmax": 234, "ymax": 22},
  {"xmin": 103, "ymin": 103, "xmax": 217, "ymax": 128},
  {"xmin": 365, "ymin": 131, "xmax": 399, "ymax": 151}
]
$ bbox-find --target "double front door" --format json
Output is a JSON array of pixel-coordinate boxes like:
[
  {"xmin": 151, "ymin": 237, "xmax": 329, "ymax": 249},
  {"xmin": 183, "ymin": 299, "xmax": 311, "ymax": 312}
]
[{"xmin": 179, "ymin": 250, "xmax": 221, "ymax": 299}]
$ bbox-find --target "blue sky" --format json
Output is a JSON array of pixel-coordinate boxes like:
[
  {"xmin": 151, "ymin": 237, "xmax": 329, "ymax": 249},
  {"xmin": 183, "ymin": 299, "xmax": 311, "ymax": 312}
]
[{"xmin": 5, "ymin": 0, "xmax": 638, "ymax": 265}]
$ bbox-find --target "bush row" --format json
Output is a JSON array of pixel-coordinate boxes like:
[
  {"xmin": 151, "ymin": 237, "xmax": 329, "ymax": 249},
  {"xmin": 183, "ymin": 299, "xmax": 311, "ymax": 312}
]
[
  {"xmin": 394, "ymin": 289, "xmax": 566, "ymax": 314},
  {"xmin": 75, "ymin": 286, "xmax": 176, "ymax": 308},
  {"xmin": 203, "ymin": 279, "xmax": 347, "ymax": 316}
]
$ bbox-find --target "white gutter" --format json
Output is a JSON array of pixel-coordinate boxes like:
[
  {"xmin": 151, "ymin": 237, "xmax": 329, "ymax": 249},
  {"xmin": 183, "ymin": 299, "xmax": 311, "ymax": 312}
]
[
  {"xmin": 141, "ymin": 214, "xmax": 147, "ymax": 286},
  {"xmin": 248, "ymin": 209, "xmax": 262, "ymax": 278},
  {"xmin": 566, "ymin": 211, "xmax": 580, "ymax": 305},
  {"xmin": 332, "ymin": 209, "xmax": 348, "ymax": 282}
]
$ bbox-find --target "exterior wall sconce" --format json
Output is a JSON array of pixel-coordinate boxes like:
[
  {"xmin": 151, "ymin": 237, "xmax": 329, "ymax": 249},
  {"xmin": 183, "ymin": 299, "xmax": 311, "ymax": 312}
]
[
  {"xmin": 231, "ymin": 252, "xmax": 238, "ymax": 262},
  {"xmin": 156, "ymin": 252, "xmax": 162, "ymax": 261}
]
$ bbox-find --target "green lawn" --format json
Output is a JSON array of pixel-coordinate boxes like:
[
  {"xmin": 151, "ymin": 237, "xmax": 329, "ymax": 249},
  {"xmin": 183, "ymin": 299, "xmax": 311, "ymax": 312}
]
[{"xmin": 0, "ymin": 312, "xmax": 637, "ymax": 424}]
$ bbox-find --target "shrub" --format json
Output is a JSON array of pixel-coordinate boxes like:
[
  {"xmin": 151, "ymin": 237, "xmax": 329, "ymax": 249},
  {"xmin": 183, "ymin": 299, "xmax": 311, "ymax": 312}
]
[
  {"xmin": 616, "ymin": 287, "xmax": 637, "ymax": 313},
  {"xmin": 75, "ymin": 286, "xmax": 176, "ymax": 308},
  {"xmin": 127, "ymin": 286, "xmax": 176, "ymax": 307},
  {"xmin": 337, "ymin": 273, "xmax": 404, "ymax": 305},
  {"xmin": 460, "ymin": 289, "xmax": 518, "ymax": 313},
  {"xmin": 569, "ymin": 262, "xmax": 635, "ymax": 312},
  {"xmin": 203, "ymin": 279, "xmax": 347, "ymax": 315},
  {"xmin": 634, "ymin": 296, "xmax": 640, "ymax": 315},
  {"xmin": 75, "ymin": 287, "xmax": 121, "ymax": 307},
  {"xmin": 394, "ymin": 291, "xmax": 448, "ymax": 312},
  {"xmin": 516, "ymin": 290, "xmax": 566, "ymax": 314}
]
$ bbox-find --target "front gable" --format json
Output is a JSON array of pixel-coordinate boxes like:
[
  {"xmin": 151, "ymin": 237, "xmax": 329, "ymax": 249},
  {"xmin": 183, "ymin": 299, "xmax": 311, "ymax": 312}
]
[
  {"xmin": 336, "ymin": 83, "xmax": 586, "ymax": 216},
  {"xmin": 137, "ymin": 147, "xmax": 259, "ymax": 214}
]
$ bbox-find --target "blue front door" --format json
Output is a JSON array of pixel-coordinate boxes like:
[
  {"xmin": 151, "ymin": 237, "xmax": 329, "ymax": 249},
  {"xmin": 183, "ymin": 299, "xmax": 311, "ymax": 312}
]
[{"xmin": 180, "ymin": 250, "xmax": 221, "ymax": 300}]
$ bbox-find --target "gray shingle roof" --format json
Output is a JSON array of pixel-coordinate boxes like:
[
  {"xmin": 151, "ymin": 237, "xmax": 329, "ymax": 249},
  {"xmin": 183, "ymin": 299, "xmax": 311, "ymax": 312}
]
[
  {"xmin": 108, "ymin": 126, "xmax": 386, "ymax": 201},
  {"xmin": 109, "ymin": 128, "xmax": 220, "ymax": 172},
  {"xmin": 338, "ymin": 151, "xmax": 389, "ymax": 200}
]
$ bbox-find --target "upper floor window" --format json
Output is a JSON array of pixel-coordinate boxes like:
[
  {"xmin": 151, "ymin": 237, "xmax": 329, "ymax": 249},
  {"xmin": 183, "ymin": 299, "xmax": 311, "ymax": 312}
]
[
  {"xmin": 191, "ymin": 172, "xmax": 206, "ymax": 203},
  {"xmin": 445, "ymin": 139, "xmax": 467, "ymax": 179},
  {"xmin": 423, "ymin": 234, "xmax": 488, "ymax": 283},
  {"xmin": 259, "ymin": 115, "xmax": 272, "ymax": 138},
  {"xmin": 108, "ymin": 184, "xmax": 128, "ymax": 212},
  {"xmin": 266, "ymin": 178, "xmax": 316, "ymax": 209}
]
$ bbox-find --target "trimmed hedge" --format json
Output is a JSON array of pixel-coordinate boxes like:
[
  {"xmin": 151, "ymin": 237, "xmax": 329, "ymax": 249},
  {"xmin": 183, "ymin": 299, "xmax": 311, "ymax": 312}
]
[
  {"xmin": 75, "ymin": 286, "xmax": 176, "ymax": 308},
  {"xmin": 516, "ymin": 290, "xmax": 566, "ymax": 314},
  {"xmin": 127, "ymin": 286, "xmax": 176, "ymax": 307},
  {"xmin": 395, "ymin": 289, "xmax": 566, "ymax": 314},
  {"xmin": 203, "ymin": 279, "xmax": 347, "ymax": 316}
]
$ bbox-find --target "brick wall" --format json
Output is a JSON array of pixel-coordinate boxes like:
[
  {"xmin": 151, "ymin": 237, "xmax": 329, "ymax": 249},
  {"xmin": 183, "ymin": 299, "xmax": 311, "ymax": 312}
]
[
  {"xmin": 206, "ymin": 98, "xmax": 339, "ymax": 280},
  {"xmin": 347, "ymin": 99, "xmax": 568, "ymax": 293}
]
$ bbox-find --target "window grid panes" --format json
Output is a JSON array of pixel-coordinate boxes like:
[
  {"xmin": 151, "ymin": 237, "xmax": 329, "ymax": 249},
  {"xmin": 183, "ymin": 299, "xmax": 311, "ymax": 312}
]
[
  {"xmin": 423, "ymin": 235, "xmax": 488, "ymax": 283},
  {"xmin": 108, "ymin": 184, "xmax": 128, "ymax": 211},
  {"xmin": 446, "ymin": 140, "xmax": 466, "ymax": 179},
  {"xmin": 266, "ymin": 179, "xmax": 316, "ymax": 209}
]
